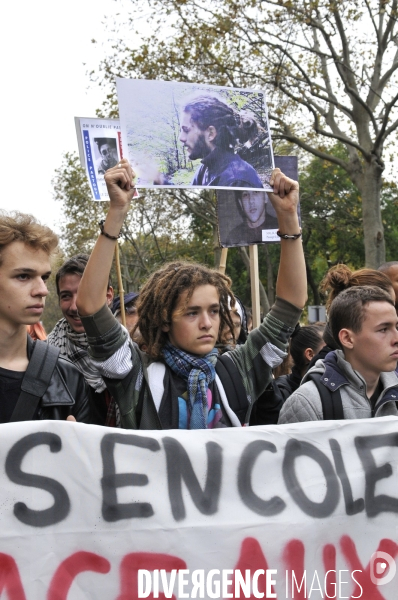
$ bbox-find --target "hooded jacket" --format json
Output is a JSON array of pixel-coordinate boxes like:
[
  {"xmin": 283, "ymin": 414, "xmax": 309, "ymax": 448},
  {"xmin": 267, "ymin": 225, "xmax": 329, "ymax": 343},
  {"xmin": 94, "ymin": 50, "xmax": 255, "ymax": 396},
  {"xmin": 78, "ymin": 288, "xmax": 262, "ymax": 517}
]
[{"xmin": 278, "ymin": 350, "xmax": 398, "ymax": 424}]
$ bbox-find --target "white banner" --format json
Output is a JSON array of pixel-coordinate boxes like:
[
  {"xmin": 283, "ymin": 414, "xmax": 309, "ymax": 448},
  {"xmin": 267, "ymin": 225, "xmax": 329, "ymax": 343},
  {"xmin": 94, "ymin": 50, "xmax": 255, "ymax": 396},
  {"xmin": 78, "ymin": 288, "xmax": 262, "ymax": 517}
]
[{"xmin": 0, "ymin": 417, "xmax": 397, "ymax": 599}]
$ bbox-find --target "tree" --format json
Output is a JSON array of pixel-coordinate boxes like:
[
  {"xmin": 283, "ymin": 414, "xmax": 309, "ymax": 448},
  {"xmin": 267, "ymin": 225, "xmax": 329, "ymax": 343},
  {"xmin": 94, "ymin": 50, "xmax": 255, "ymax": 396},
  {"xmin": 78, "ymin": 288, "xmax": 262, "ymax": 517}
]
[
  {"xmin": 93, "ymin": 0, "xmax": 398, "ymax": 267},
  {"xmin": 52, "ymin": 152, "xmax": 217, "ymax": 292}
]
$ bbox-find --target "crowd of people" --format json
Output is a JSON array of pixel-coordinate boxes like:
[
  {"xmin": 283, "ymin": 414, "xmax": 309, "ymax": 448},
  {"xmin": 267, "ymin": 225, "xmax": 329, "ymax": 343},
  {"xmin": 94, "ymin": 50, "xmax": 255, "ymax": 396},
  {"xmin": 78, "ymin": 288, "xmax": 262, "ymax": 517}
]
[{"xmin": 1, "ymin": 160, "xmax": 398, "ymax": 430}]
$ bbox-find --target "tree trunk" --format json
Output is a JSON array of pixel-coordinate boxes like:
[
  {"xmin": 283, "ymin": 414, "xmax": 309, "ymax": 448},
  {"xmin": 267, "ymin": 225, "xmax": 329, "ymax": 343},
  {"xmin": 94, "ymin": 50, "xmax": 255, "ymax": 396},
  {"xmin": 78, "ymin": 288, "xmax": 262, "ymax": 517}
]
[{"xmin": 357, "ymin": 160, "xmax": 385, "ymax": 268}]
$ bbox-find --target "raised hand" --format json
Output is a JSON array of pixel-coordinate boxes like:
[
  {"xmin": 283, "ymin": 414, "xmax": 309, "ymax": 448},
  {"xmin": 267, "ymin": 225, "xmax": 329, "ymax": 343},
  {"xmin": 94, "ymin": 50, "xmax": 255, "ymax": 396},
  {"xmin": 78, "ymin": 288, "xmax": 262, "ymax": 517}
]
[
  {"xmin": 104, "ymin": 158, "xmax": 137, "ymax": 212},
  {"xmin": 267, "ymin": 168, "xmax": 299, "ymax": 218}
]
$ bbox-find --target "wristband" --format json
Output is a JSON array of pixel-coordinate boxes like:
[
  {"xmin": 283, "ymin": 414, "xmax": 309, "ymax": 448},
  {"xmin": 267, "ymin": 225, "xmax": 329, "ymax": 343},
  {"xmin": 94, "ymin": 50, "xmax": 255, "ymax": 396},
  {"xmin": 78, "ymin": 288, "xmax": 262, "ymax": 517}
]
[
  {"xmin": 99, "ymin": 219, "xmax": 121, "ymax": 240},
  {"xmin": 276, "ymin": 229, "xmax": 302, "ymax": 240}
]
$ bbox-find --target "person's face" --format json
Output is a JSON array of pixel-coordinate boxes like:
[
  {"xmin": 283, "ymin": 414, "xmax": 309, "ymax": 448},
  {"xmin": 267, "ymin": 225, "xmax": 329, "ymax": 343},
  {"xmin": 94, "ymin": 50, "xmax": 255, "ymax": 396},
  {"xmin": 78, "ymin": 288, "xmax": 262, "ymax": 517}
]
[
  {"xmin": 58, "ymin": 273, "xmax": 85, "ymax": 333},
  {"xmin": 179, "ymin": 112, "xmax": 212, "ymax": 160},
  {"xmin": 220, "ymin": 309, "xmax": 241, "ymax": 347},
  {"xmin": 99, "ymin": 144, "xmax": 118, "ymax": 169},
  {"xmin": 115, "ymin": 300, "xmax": 138, "ymax": 334},
  {"xmin": 240, "ymin": 191, "xmax": 266, "ymax": 228},
  {"xmin": 0, "ymin": 241, "xmax": 50, "ymax": 330},
  {"xmin": 340, "ymin": 301, "xmax": 398, "ymax": 377},
  {"xmin": 163, "ymin": 284, "xmax": 220, "ymax": 356}
]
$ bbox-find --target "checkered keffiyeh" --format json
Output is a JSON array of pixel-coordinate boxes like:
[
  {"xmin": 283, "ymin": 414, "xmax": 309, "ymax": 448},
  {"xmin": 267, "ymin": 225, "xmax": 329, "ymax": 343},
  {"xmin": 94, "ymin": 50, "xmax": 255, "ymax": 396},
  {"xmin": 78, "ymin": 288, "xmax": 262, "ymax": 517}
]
[
  {"xmin": 162, "ymin": 342, "xmax": 218, "ymax": 429},
  {"xmin": 48, "ymin": 319, "xmax": 107, "ymax": 392},
  {"xmin": 48, "ymin": 318, "xmax": 121, "ymax": 427}
]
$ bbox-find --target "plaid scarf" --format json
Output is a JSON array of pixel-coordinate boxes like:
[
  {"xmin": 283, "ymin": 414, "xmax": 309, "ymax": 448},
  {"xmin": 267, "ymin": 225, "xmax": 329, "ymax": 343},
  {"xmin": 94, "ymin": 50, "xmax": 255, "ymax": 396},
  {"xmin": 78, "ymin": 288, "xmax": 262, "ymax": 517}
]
[
  {"xmin": 162, "ymin": 342, "xmax": 218, "ymax": 429},
  {"xmin": 47, "ymin": 318, "xmax": 121, "ymax": 427},
  {"xmin": 47, "ymin": 318, "xmax": 106, "ymax": 392}
]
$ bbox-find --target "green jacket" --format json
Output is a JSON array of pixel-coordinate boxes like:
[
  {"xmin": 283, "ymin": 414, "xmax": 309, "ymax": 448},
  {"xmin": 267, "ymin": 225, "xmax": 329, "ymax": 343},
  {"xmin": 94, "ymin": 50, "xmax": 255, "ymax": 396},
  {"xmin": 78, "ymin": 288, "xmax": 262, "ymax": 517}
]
[{"xmin": 81, "ymin": 297, "xmax": 302, "ymax": 429}]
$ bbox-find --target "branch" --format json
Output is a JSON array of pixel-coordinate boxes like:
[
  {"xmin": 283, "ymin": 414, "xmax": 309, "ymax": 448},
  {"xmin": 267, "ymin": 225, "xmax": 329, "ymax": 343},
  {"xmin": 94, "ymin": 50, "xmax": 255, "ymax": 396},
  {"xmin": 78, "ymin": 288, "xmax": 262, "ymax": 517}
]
[{"xmin": 120, "ymin": 230, "xmax": 150, "ymax": 274}]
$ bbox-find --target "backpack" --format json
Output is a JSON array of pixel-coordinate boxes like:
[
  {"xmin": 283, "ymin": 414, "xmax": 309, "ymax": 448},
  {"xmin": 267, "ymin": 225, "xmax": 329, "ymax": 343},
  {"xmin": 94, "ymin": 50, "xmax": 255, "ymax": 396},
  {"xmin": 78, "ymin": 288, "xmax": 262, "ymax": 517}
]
[
  {"xmin": 10, "ymin": 340, "xmax": 60, "ymax": 422},
  {"xmin": 306, "ymin": 371, "xmax": 344, "ymax": 420}
]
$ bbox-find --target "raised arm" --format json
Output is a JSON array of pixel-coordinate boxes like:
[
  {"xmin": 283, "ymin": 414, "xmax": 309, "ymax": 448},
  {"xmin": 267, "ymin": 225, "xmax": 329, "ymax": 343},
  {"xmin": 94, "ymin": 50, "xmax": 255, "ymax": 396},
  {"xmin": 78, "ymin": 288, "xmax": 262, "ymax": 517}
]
[
  {"xmin": 268, "ymin": 168, "xmax": 307, "ymax": 309},
  {"xmin": 77, "ymin": 159, "xmax": 136, "ymax": 316}
]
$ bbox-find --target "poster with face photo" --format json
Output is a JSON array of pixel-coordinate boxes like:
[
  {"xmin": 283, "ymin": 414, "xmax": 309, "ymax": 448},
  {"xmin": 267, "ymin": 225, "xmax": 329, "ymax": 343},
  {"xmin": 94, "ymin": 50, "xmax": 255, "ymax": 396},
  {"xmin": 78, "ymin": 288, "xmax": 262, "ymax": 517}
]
[
  {"xmin": 116, "ymin": 78, "xmax": 274, "ymax": 191},
  {"xmin": 217, "ymin": 156, "xmax": 299, "ymax": 246},
  {"xmin": 75, "ymin": 117, "xmax": 123, "ymax": 201}
]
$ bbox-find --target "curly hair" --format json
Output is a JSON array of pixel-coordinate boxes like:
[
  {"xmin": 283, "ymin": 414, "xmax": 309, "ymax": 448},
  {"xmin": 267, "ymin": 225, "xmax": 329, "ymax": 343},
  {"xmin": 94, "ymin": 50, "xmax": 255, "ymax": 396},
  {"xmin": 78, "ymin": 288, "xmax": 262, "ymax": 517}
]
[
  {"xmin": 134, "ymin": 261, "xmax": 236, "ymax": 359},
  {"xmin": 0, "ymin": 211, "xmax": 58, "ymax": 267},
  {"xmin": 320, "ymin": 264, "xmax": 393, "ymax": 309}
]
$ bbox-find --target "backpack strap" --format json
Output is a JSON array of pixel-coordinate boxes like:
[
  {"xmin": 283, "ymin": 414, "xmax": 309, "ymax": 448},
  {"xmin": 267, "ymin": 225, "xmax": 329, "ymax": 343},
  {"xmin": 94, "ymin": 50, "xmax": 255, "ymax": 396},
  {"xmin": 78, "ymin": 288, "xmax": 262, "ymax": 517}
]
[
  {"xmin": 306, "ymin": 371, "xmax": 344, "ymax": 420},
  {"xmin": 9, "ymin": 340, "xmax": 60, "ymax": 422},
  {"xmin": 216, "ymin": 354, "xmax": 249, "ymax": 424}
]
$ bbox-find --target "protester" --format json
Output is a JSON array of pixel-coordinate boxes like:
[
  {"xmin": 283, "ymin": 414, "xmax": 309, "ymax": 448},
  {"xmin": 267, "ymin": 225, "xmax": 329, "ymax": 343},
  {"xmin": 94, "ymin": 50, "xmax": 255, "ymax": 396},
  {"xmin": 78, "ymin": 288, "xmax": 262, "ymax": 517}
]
[
  {"xmin": 112, "ymin": 291, "xmax": 139, "ymax": 338},
  {"xmin": 279, "ymin": 286, "xmax": 398, "ymax": 423},
  {"xmin": 274, "ymin": 324, "xmax": 325, "ymax": 402},
  {"xmin": 308, "ymin": 263, "xmax": 395, "ymax": 366},
  {"xmin": 218, "ymin": 295, "xmax": 248, "ymax": 349},
  {"xmin": 47, "ymin": 254, "xmax": 117, "ymax": 426},
  {"xmin": 378, "ymin": 261, "xmax": 398, "ymax": 311},
  {"xmin": 0, "ymin": 212, "xmax": 92, "ymax": 423},
  {"xmin": 76, "ymin": 160, "xmax": 306, "ymax": 429}
]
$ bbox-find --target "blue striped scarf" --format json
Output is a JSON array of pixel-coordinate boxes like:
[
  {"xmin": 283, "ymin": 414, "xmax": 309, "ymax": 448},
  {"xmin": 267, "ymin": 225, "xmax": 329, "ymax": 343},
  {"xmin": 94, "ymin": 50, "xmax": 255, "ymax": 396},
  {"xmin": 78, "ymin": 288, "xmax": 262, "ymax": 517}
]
[{"xmin": 162, "ymin": 342, "xmax": 218, "ymax": 429}]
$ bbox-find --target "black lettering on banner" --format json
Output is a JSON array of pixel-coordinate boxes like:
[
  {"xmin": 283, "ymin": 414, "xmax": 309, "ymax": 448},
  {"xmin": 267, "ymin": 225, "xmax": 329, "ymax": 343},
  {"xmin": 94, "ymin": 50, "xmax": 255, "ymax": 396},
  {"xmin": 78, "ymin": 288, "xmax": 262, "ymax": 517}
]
[
  {"xmin": 163, "ymin": 437, "xmax": 222, "ymax": 521},
  {"xmin": 5, "ymin": 432, "xmax": 70, "ymax": 527},
  {"xmin": 329, "ymin": 439, "xmax": 364, "ymax": 515},
  {"xmin": 355, "ymin": 433, "xmax": 398, "ymax": 517},
  {"xmin": 283, "ymin": 439, "xmax": 340, "ymax": 518},
  {"xmin": 238, "ymin": 440, "xmax": 285, "ymax": 516},
  {"xmin": 101, "ymin": 433, "xmax": 160, "ymax": 522}
]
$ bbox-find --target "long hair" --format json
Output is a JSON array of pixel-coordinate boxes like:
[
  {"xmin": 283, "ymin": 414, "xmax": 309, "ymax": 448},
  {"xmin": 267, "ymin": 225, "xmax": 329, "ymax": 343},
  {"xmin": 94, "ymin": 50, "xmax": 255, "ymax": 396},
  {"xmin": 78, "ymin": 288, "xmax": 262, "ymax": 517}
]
[
  {"xmin": 134, "ymin": 261, "xmax": 236, "ymax": 359},
  {"xmin": 182, "ymin": 95, "xmax": 259, "ymax": 152}
]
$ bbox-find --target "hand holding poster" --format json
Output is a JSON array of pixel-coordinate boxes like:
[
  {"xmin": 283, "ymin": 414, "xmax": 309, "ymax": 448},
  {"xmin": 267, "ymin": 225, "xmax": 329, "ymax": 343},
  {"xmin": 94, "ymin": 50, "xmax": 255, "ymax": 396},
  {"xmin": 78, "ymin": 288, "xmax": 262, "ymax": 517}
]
[
  {"xmin": 217, "ymin": 157, "xmax": 300, "ymax": 247},
  {"xmin": 116, "ymin": 79, "xmax": 274, "ymax": 191},
  {"xmin": 1, "ymin": 418, "xmax": 397, "ymax": 598}
]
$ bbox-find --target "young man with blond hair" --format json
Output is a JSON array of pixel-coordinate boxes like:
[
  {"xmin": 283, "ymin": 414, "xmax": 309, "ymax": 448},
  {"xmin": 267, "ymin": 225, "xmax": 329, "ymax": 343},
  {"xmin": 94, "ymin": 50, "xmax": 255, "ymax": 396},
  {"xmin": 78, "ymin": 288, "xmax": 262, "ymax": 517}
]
[{"xmin": 0, "ymin": 211, "xmax": 91, "ymax": 423}]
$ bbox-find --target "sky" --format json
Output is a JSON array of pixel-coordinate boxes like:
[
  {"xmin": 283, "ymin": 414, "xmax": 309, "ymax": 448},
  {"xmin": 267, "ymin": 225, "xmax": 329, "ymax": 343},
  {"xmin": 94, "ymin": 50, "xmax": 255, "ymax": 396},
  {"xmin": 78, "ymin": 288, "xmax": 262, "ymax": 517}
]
[{"xmin": 0, "ymin": 0, "xmax": 128, "ymax": 233}]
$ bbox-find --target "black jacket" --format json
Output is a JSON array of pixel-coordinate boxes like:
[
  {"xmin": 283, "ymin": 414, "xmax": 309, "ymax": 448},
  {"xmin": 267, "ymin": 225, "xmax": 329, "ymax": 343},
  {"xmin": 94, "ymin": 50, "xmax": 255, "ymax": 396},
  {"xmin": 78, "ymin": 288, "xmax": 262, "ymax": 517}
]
[{"xmin": 26, "ymin": 337, "xmax": 93, "ymax": 423}]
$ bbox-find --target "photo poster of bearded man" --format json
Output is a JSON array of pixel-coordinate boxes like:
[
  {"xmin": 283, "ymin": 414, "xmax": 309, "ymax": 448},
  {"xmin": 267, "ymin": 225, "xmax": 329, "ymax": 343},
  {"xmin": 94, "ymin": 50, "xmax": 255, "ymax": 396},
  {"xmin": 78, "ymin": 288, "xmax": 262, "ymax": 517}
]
[
  {"xmin": 115, "ymin": 78, "xmax": 274, "ymax": 191},
  {"xmin": 217, "ymin": 156, "xmax": 300, "ymax": 247},
  {"xmin": 75, "ymin": 117, "xmax": 124, "ymax": 201}
]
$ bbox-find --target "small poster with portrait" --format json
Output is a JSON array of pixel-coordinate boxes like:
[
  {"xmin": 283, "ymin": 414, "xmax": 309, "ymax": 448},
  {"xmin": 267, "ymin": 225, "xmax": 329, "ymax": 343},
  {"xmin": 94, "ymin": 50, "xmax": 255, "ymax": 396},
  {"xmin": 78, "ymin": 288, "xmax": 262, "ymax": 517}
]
[
  {"xmin": 217, "ymin": 156, "xmax": 299, "ymax": 246},
  {"xmin": 116, "ymin": 78, "xmax": 274, "ymax": 192},
  {"xmin": 75, "ymin": 117, "xmax": 124, "ymax": 201}
]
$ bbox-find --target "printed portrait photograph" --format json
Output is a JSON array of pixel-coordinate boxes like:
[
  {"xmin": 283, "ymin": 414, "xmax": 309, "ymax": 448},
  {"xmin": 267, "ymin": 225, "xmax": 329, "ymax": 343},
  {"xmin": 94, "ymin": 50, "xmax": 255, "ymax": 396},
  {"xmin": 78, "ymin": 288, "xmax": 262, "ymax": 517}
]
[
  {"xmin": 75, "ymin": 117, "xmax": 125, "ymax": 201},
  {"xmin": 217, "ymin": 156, "xmax": 299, "ymax": 247},
  {"xmin": 93, "ymin": 137, "xmax": 120, "ymax": 175},
  {"xmin": 116, "ymin": 78, "xmax": 274, "ymax": 191}
]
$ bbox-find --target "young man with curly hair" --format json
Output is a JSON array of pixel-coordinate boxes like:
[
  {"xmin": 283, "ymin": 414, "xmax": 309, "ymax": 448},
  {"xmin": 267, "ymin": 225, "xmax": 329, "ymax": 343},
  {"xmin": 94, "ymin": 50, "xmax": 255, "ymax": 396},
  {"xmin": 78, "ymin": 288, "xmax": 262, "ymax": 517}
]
[{"xmin": 76, "ymin": 159, "xmax": 306, "ymax": 429}]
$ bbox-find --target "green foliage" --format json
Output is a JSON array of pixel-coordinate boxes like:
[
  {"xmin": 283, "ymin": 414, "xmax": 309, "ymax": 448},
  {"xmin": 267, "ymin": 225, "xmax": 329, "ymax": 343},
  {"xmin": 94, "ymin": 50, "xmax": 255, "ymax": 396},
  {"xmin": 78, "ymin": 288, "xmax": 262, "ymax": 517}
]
[{"xmin": 299, "ymin": 144, "xmax": 398, "ymax": 302}]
